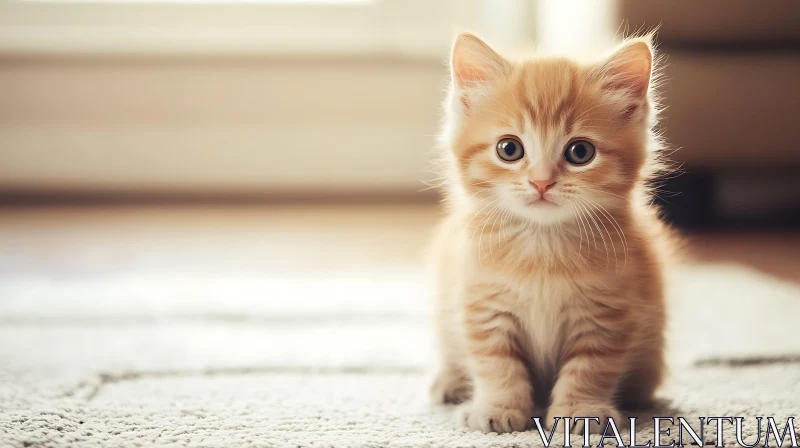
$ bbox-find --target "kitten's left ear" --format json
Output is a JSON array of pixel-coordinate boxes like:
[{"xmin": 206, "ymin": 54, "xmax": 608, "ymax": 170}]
[
  {"xmin": 597, "ymin": 37, "xmax": 654, "ymax": 98},
  {"xmin": 450, "ymin": 32, "xmax": 510, "ymax": 90}
]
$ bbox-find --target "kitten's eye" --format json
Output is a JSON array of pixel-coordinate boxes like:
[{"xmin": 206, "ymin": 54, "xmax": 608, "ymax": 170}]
[
  {"xmin": 496, "ymin": 137, "xmax": 524, "ymax": 162},
  {"xmin": 564, "ymin": 140, "xmax": 596, "ymax": 165}
]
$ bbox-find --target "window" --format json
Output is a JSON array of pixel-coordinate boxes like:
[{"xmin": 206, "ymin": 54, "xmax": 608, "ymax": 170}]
[{"xmin": 0, "ymin": 0, "xmax": 534, "ymax": 57}]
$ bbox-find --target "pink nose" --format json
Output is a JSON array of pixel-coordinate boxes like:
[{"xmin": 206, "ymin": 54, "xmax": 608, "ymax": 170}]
[{"xmin": 530, "ymin": 179, "xmax": 556, "ymax": 193}]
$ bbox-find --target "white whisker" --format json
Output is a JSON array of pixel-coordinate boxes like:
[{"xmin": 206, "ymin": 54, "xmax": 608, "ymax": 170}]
[
  {"xmin": 479, "ymin": 202, "xmax": 504, "ymax": 263},
  {"xmin": 579, "ymin": 198, "xmax": 617, "ymax": 271},
  {"xmin": 582, "ymin": 197, "xmax": 629, "ymax": 268},
  {"xmin": 575, "ymin": 199, "xmax": 609, "ymax": 269},
  {"xmin": 582, "ymin": 187, "xmax": 632, "ymax": 203},
  {"xmin": 569, "ymin": 204, "xmax": 584, "ymax": 257}
]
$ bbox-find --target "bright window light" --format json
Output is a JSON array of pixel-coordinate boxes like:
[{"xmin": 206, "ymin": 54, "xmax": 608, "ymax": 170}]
[{"xmin": 19, "ymin": 0, "xmax": 374, "ymax": 3}]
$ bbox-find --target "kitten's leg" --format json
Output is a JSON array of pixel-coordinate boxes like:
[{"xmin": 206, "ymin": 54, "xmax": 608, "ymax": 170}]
[
  {"xmin": 430, "ymin": 287, "xmax": 472, "ymax": 405},
  {"xmin": 619, "ymin": 343, "xmax": 665, "ymax": 410},
  {"xmin": 547, "ymin": 321, "xmax": 629, "ymax": 434},
  {"xmin": 430, "ymin": 364, "xmax": 471, "ymax": 405},
  {"xmin": 458, "ymin": 295, "xmax": 534, "ymax": 433}
]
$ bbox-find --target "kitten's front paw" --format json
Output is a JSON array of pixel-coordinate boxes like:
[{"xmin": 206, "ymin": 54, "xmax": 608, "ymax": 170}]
[
  {"xmin": 458, "ymin": 402, "xmax": 534, "ymax": 433},
  {"xmin": 546, "ymin": 402, "xmax": 621, "ymax": 435}
]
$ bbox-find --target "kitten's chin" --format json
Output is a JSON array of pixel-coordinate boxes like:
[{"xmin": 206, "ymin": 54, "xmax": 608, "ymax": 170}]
[{"xmin": 510, "ymin": 199, "xmax": 575, "ymax": 225}]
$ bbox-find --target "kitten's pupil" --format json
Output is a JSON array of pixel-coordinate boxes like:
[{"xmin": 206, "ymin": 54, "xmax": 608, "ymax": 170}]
[
  {"xmin": 504, "ymin": 142, "xmax": 516, "ymax": 156},
  {"xmin": 574, "ymin": 143, "xmax": 587, "ymax": 159}
]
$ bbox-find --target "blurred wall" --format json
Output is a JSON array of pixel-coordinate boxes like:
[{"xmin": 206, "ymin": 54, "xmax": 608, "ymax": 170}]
[
  {"xmin": 4, "ymin": 0, "xmax": 796, "ymax": 224},
  {"xmin": 0, "ymin": 56, "xmax": 445, "ymax": 194},
  {"xmin": 617, "ymin": 0, "xmax": 800, "ymax": 168},
  {"xmin": 616, "ymin": 0, "xmax": 800, "ymax": 227},
  {"xmin": 0, "ymin": 0, "xmax": 535, "ymax": 197}
]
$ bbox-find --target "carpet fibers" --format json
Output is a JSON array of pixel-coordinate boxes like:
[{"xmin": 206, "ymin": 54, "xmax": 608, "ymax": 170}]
[{"xmin": 2, "ymin": 263, "xmax": 799, "ymax": 447}]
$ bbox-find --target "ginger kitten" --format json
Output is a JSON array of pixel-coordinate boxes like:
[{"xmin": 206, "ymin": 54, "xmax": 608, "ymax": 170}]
[{"xmin": 430, "ymin": 33, "xmax": 671, "ymax": 434}]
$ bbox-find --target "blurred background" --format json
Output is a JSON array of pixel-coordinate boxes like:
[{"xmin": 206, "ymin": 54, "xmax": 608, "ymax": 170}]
[
  {"xmin": 1, "ymin": 0, "xmax": 799, "ymax": 225},
  {"xmin": 2, "ymin": 3, "xmax": 800, "ymax": 445},
  {"xmin": 1, "ymin": 1, "xmax": 799, "ymax": 334}
]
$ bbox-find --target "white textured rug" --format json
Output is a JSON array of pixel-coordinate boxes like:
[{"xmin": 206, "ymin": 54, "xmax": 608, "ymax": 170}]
[{"xmin": 1, "ymin": 263, "xmax": 799, "ymax": 447}]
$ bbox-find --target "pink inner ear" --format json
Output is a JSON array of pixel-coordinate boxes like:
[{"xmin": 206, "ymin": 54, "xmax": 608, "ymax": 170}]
[
  {"xmin": 453, "ymin": 57, "xmax": 491, "ymax": 88},
  {"xmin": 606, "ymin": 42, "xmax": 652, "ymax": 96},
  {"xmin": 450, "ymin": 33, "xmax": 506, "ymax": 89}
]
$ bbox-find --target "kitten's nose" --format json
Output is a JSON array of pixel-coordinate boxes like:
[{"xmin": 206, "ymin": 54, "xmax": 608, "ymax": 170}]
[{"xmin": 530, "ymin": 179, "xmax": 556, "ymax": 193}]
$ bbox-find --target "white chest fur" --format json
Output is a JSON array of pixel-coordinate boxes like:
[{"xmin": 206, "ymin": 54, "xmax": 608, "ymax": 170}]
[
  {"xmin": 513, "ymin": 273, "xmax": 575, "ymax": 368},
  {"xmin": 463, "ymin": 225, "xmax": 595, "ymax": 372}
]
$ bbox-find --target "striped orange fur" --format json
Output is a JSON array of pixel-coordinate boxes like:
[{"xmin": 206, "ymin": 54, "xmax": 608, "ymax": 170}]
[{"xmin": 430, "ymin": 33, "xmax": 673, "ymax": 434}]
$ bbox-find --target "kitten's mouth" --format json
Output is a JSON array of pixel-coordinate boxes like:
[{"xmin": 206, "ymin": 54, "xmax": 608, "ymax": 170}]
[{"xmin": 525, "ymin": 197, "xmax": 557, "ymax": 207}]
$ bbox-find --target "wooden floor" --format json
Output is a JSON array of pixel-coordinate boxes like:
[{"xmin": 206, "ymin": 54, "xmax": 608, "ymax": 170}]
[{"xmin": 0, "ymin": 203, "xmax": 797, "ymax": 284}]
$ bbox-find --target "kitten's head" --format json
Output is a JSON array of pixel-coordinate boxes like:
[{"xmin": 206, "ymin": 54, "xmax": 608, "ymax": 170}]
[{"xmin": 441, "ymin": 33, "xmax": 662, "ymax": 225}]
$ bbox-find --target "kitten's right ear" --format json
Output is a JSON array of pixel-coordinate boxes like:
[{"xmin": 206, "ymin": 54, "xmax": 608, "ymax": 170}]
[
  {"xmin": 596, "ymin": 37, "xmax": 654, "ymax": 98},
  {"xmin": 450, "ymin": 33, "xmax": 509, "ymax": 90}
]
